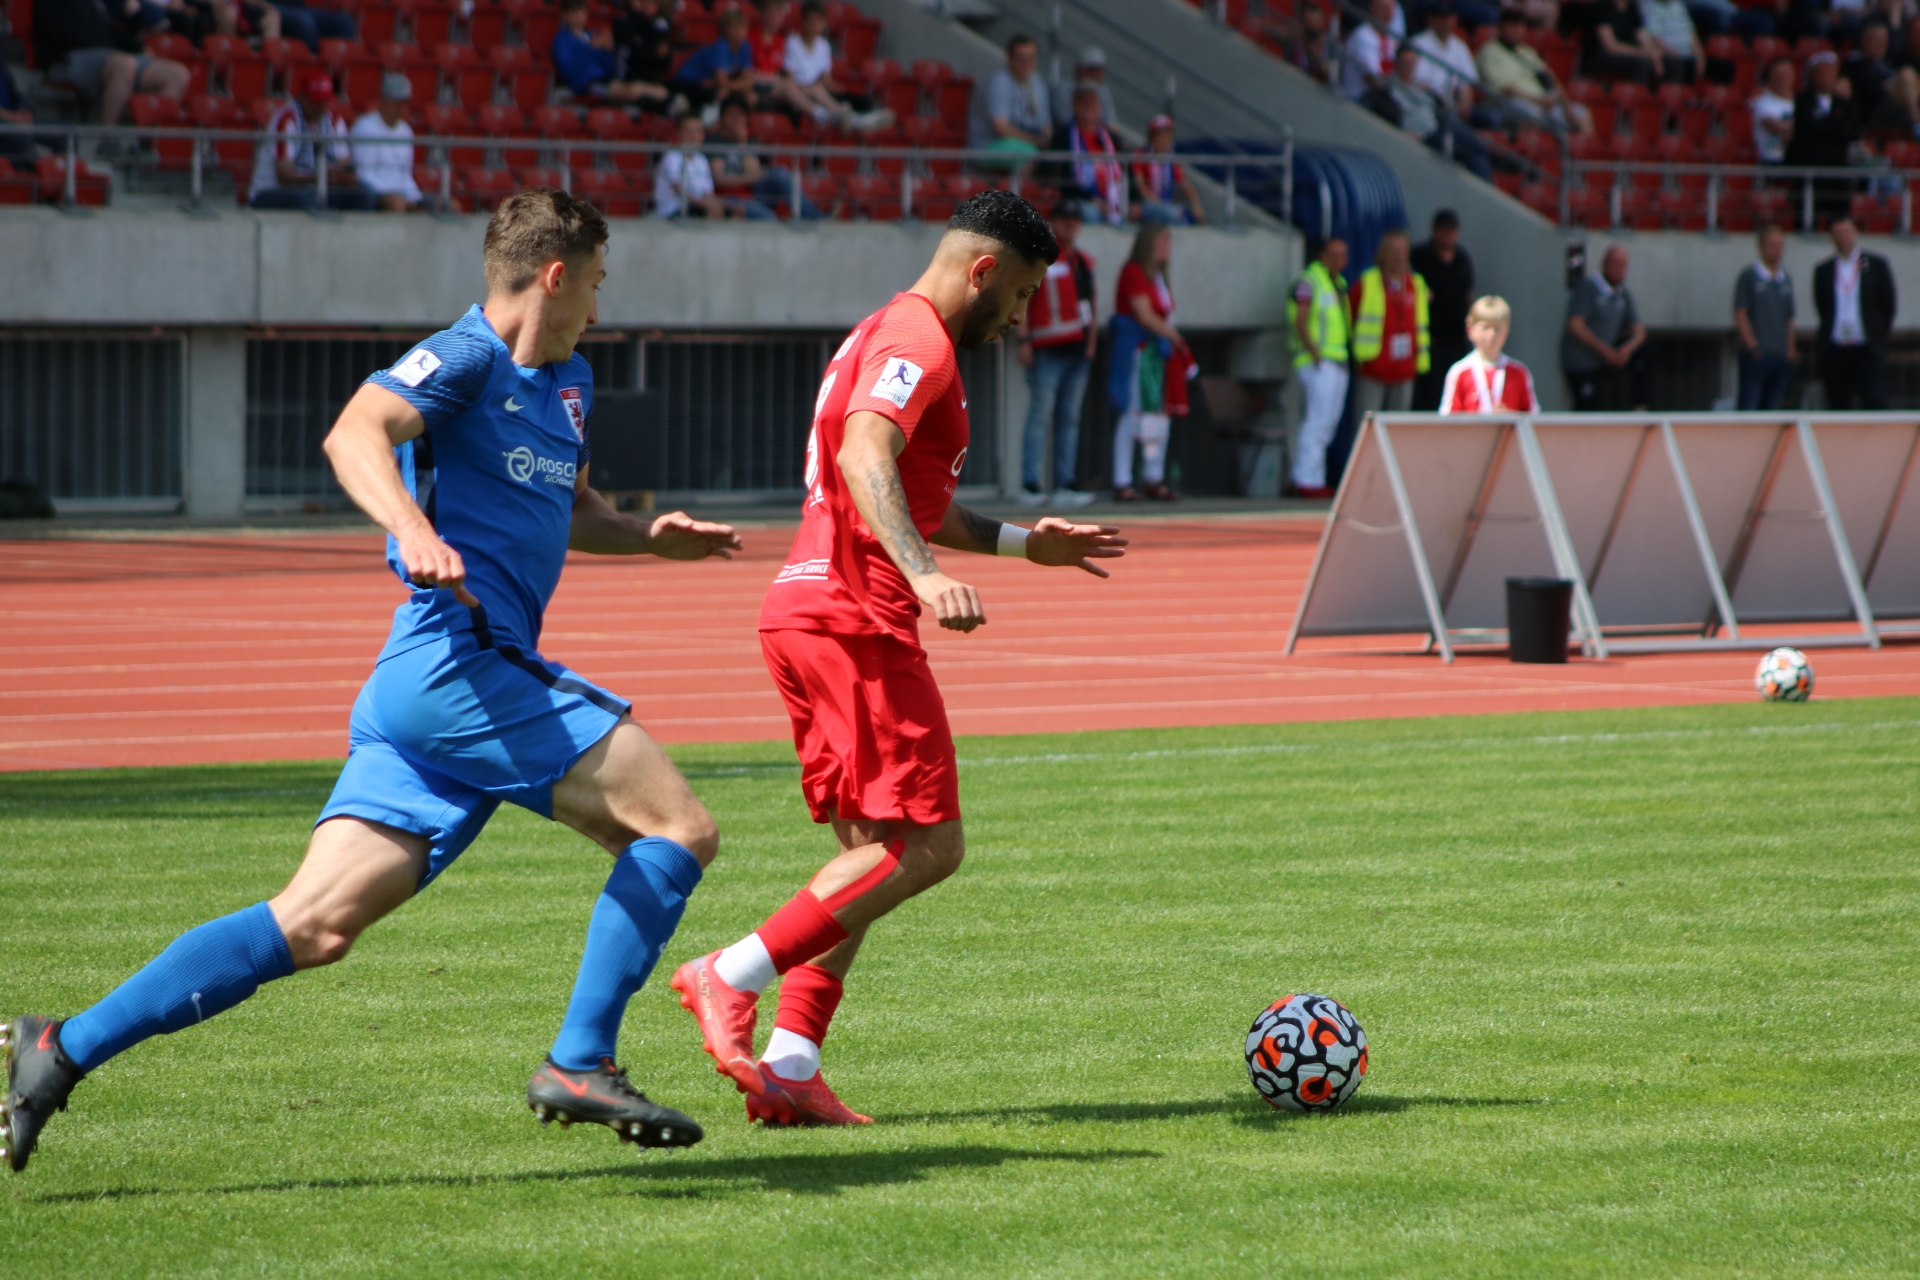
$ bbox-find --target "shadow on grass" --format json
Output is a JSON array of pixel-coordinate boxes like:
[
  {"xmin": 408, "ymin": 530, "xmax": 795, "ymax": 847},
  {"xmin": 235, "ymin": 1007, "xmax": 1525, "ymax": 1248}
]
[
  {"xmin": 876, "ymin": 1094, "xmax": 1547, "ymax": 1128},
  {"xmin": 27, "ymin": 1143, "xmax": 1157, "ymax": 1205}
]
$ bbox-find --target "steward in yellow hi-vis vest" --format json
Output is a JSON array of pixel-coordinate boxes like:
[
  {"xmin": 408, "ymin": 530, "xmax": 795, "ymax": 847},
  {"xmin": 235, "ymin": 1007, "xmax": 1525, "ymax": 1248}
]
[
  {"xmin": 1347, "ymin": 228, "xmax": 1427, "ymax": 416},
  {"xmin": 1288, "ymin": 258, "xmax": 1351, "ymax": 368}
]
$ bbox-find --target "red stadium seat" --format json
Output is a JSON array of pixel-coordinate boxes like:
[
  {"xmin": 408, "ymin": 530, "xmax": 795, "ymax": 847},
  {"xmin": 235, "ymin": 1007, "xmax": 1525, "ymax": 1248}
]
[
  {"xmin": 1750, "ymin": 35, "xmax": 1787, "ymax": 62},
  {"xmin": 932, "ymin": 78, "xmax": 971, "ymax": 127},
  {"xmin": 822, "ymin": 1, "xmax": 860, "ymax": 35},
  {"xmin": 476, "ymin": 101, "xmax": 529, "ymax": 133},
  {"xmin": 1851, "ymin": 193, "xmax": 1897, "ymax": 233},
  {"xmin": 585, "ymin": 106, "xmax": 629, "ymax": 137},
  {"xmin": 841, "ymin": 17, "xmax": 880, "ymax": 65},
  {"xmin": 1619, "ymin": 186, "xmax": 1661, "ymax": 228},
  {"xmin": 342, "ymin": 52, "xmax": 386, "ymax": 109},
  {"xmin": 1885, "ymin": 139, "xmax": 1920, "ymax": 169},
  {"xmin": 1567, "ymin": 184, "xmax": 1612, "ymax": 227},
  {"xmin": 509, "ymin": 66, "xmax": 553, "ymax": 113},
  {"xmin": 1705, "ymin": 34, "xmax": 1743, "ymax": 60},
  {"xmin": 572, "ymin": 166, "xmax": 642, "ymax": 216},
  {"xmin": 193, "ymin": 94, "xmax": 254, "ymax": 165},
  {"xmin": 422, "ymin": 102, "xmax": 482, "ymax": 163},
  {"xmin": 131, "ymin": 94, "xmax": 191, "ymax": 170},
  {"xmin": 910, "ymin": 59, "xmax": 953, "ymax": 84},
  {"xmin": 522, "ymin": 10, "xmax": 559, "ymax": 56},
  {"xmin": 318, "ymin": 37, "xmax": 362, "ymax": 72},
  {"xmin": 36, "ymin": 155, "xmax": 112, "ymax": 205},
  {"xmin": 202, "ymin": 34, "xmax": 249, "ymax": 70},
  {"xmin": 1609, "ymin": 81, "xmax": 1649, "ymax": 113},
  {"xmin": 1677, "ymin": 104, "xmax": 1711, "ymax": 142},
  {"xmin": 749, "ymin": 111, "xmax": 796, "ymax": 145},
  {"xmin": 862, "ymin": 57, "xmax": 904, "ymax": 85},
  {"xmin": 1493, "ymin": 170, "xmax": 1523, "ymax": 196},
  {"xmin": 412, "ymin": 162, "xmax": 465, "ymax": 210},
  {"xmin": 938, "ymin": 172, "xmax": 987, "ymax": 201},
  {"xmin": 515, "ymin": 165, "xmax": 565, "ymax": 190},
  {"xmin": 801, "ymin": 172, "xmax": 842, "ymax": 209},
  {"xmin": 358, "ymin": 4, "xmax": 399, "ymax": 45},
  {"xmin": 1659, "ymin": 187, "xmax": 1705, "ymax": 229},
  {"xmin": 488, "ymin": 43, "xmax": 534, "ymax": 72},
  {"xmin": 434, "ymin": 40, "xmax": 479, "ymax": 71},
  {"xmin": 1655, "ymin": 81, "xmax": 1689, "ymax": 114},
  {"xmin": 401, "ymin": 0, "xmax": 456, "ymax": 47},
  {"xmin": 1629, "ymin": 102, "xmax": 1664, "ymax": 139},
  {"xmin": 534, "ymin": 104, "xmax": 583, "ymax": 136},
  {"xmin": 460, "ymin": 165, "xmax": 517, "ymax": 208},
  {"xmin": 143, "ymin": 31, "xmax": 197, "ymax": 61}
]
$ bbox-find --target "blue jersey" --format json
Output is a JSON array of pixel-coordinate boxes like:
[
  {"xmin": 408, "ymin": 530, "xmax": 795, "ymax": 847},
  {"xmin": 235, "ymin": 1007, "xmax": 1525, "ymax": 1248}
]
[{"xmin": 365, "ymin": 304, "xmax": 593, "ymax": 658}]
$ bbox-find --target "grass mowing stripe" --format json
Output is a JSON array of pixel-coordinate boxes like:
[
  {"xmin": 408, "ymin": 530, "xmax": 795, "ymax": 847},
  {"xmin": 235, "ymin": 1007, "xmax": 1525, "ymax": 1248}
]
[{"xmin": 1, "ymin": 698, "xmax": 1917, "ymax": 1277}]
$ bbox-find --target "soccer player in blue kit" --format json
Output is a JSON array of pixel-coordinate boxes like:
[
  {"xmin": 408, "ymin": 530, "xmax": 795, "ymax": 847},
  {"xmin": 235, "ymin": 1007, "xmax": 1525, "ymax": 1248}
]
[{"xmin": 2, "ymin": 190, "xmax": 743, "ymax": 1172}]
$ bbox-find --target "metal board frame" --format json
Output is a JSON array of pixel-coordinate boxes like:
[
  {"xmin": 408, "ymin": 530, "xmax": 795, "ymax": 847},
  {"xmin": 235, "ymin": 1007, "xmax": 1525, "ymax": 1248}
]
[{"xmin": 1285, "ymin": 412, "xmax": 1918, "ymax": 661}]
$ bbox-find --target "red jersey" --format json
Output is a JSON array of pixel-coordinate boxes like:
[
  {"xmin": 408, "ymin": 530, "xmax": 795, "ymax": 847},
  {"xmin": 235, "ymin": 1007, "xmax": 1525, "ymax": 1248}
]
[
  {"xmin": 1350, "ymin": 274, "xmax": 1420, "ymax": 384},
  {"xmin": 760, "ymin": 293, "xmax": 970, "ymax": 645},
  {"xmin": 1438, "ymin": 352, "xmax": 1539, "ymax": 414},
  {"xmin": 750, "ymin": 27, "xmax": 786, "ymax": 74}
]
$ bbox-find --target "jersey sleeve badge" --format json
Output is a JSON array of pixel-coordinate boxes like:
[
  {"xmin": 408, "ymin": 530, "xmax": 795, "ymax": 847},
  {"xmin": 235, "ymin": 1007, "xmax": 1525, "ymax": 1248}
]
[
  {"xmin": 560, "ymin": 386, "xmax": 586, "ymax": 441},
  {"xmin": 390, "ymin": 348, "xmax": 443, "ymax": 387},
  {"xmin": 869, "ymin": 358, "xmax": 924, "ymax": 409}
]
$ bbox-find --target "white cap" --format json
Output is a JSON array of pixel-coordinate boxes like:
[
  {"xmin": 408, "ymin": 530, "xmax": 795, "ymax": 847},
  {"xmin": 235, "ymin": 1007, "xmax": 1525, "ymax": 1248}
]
[{"xmin": 1077, "ymin": 45, "xmax": 1106, "ymax": 68}]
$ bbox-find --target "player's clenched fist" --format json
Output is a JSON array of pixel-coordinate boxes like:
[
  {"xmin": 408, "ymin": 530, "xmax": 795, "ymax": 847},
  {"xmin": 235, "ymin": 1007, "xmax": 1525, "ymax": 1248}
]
[
  {"xmin": 1026, "ymin": 517, "xmax": 1129, "ymax": 578},
  {"xmin": 396, "ymin": 524, "xmax": 479, "ymax": 606},
  {"xmin": 647, "ymin": 511, "xmax": 745, "ymax": 560},
  {"xmin": 911, "ymin": 571, "xmax": 987, "ymax": 631}
]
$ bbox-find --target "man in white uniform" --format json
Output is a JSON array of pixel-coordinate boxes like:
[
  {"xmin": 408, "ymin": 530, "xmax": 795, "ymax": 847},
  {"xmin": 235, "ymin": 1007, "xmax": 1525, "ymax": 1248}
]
[{"xmin": 349, "ymin": 73, "xmax": 424, "ymax": 213}]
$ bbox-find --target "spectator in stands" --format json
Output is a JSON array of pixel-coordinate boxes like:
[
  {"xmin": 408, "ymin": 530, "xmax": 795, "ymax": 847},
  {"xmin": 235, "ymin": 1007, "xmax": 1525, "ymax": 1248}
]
[
  {"xmin": 672, "ymin": 7, "xmax": 756, "ymax": 115},
  {"xmin": 1349, "ymin": 228, "xmax": 1428, "ymax": 416},
  {"xmin": 349, "ymin": 73, "xmax": 423, "ymax": 214},
  {"xmin": 1280, "ymin": 5, "xmax": 1338, "ymax": 84},
  {"xmin": 33, "ymin": 0, "xmax": 191, "ymax": 142},
  {"xmin": 708, "ymin": 94, "xmax": 823, "ymax": 219},
  {"xmin": 1410, "ymin": 3, "xmax": 1487, "ymax": 125},
  {"xmin": 1829, "ymin": 0, "xmax": 1876, "ymax": 41},
  {"xmin": 736, "ymin": 0, "xmax": 851, "ymax": 123},
  {"xmin": 1788, "ymin": 51, "xmax": 1863, "ymax": 220},
  {"xmin": 1289, "ymin": 236, "xmax": 1350, "ymax": 499},
  {"xmin": 1068, "ymin": 47, "xmax": 1118, "ymax": 127},
  {"xmin": 0, "ymin": 60, "xmax": 35, "ymax": 171},
  {"xmin": 1846, "ymin": 19, "xmax": 1900, "ymax": 122},
  {"xmin": 1479, "ymin": 8, "xmax": 1594, "ymax": 132},
  {"xmin": 655, "ymin": 113, "xmax": 729, "ymax": 218},
  {"xmin": 1733, "ymin": 223, "xmax": 1797, "ymax": 410},
  {"xmin": 1051, "ymin": 83, "xmax": 1126, "ymax": 225},
  {"xmin": 1562, "ymin": 244, "xmax": 1650, "ymax": 411},
  {"xmin": 1813, "ymin": 215, "xmax": 1896, "ymax": 409},
  {"xmin": 1873, "ymin": 63, "xmax": 1920, "ymax": 130},
  {"xmin": 554, "ymin": 0, "xmax": 668, "ymax": 106},
  {"xmin": 784, "ymin": 2, "xmax": 890, "ymax": 131},
  {"xmin": 1582, "ymin": 0, "xmax": 1664, "ymax": 83},
  {"xmin": 1412, "ymin": 208, "xmax": 1475, "ymax": 410},
  {"xmin": 974, "ymin": 33, "xmax": 1052, "ymax": 169},
  {"xmin": 1344, "ymin": 0, "xmax": 1400, "ymax": 100},
  {"xmin": 1640, "ymin": 0, "xmax": 1706, "ymax": 83},
  {"xmin": 1752, "ymin": 57, "xmax": 1796, "ymax": 164},
  {"xmin": 1110, "ymin": 221, "xmax": 1188, "ymax": 502},
  {"xmin": 1373, "ymin": 45, "xmax": 1493, "ymax": 178},
  {"xmin": 613, "ymin": 0, "xmax": 678, "ymax": 110},
  {"xmin": 250, "ymin": 69, "xmax": 378, "ymax": 210},
  {"xmin": 265, "ymin": 1, "xmax": 353, "ymax": 54},
  {"xmin": 1130, "ymin": 115, "xmax": 1205, "ymax": 225},
  {"xmin": 1015, "ymin": 195, "xmax": 1099, "ymax": 508}
]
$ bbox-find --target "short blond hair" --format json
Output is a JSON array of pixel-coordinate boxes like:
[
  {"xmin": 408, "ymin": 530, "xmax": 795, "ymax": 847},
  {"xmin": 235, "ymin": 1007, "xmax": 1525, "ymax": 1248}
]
[{"xmin": 1467, "ymin": 295, "xmax": 1511, "ymax": 328}]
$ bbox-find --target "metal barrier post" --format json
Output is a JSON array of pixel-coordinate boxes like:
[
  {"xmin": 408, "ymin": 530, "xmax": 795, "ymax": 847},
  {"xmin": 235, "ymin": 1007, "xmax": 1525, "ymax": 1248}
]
[
  {"xmin": 440, "ymin": 160, "xmax": 452, "ymax": 212},
  {"xmin": 315, "ymin": 127, "xmax": 329, "ymax": 207},
  {"xmin": 189, "ymin": 132, "xmax": 204, "ymax": 208},
  {"xmin": 902, "ymin": 166, "xmax": 912, "ymax": 219},
  {"xmin": 790, "ymin": 161, "xmax": 801, "ymax": 219},
  {"xmin": 1802, "ymin": 174, "xmax": 1813, "ymax": 231},
  {"xmin": 1706, "ymin": 170, "xmax": 1717, "ymax": 233},
  {"xmin": 63, "ymin": 132, "xmax": 77, "ymax": 206},
  {"xmin": 1904, "ymin": 182, "xmax": 1913, "ymax": 235},
  {"xmin": 1224, "ymin": 161, "xmax": 1236, "ymax": 225}
]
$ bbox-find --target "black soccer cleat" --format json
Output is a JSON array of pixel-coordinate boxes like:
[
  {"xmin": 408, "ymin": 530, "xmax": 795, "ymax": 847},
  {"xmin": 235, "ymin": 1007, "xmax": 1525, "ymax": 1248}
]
[
  {"xmin": 527, "ymin": 1057, "xmax": 703, "ymax": 1149},
  {"xmin": 3, "ymin": 1016, "xmax": 86, "ymax": 1173}
]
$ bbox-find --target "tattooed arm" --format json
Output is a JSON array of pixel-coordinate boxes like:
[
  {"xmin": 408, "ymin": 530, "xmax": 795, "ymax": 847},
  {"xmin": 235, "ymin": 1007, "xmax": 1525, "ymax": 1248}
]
[
  {"xmin": 929, "ymin": 502, "xmax": 1005, "ymax": 556},
  {"xmin": 838, "ymin": 410, "xmax": 987, "ymax": 632}
]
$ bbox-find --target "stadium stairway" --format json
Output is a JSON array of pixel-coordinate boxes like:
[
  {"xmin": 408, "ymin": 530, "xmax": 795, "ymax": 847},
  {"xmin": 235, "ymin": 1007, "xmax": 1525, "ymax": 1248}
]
[{"xmin": 942, "ymin": 0, "xmax": 1573, "ymax": 404}]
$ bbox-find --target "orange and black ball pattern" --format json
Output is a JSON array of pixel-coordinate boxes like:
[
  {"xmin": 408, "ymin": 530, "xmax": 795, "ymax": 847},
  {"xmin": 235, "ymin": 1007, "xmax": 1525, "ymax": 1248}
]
[
  {"xmin": 1244, "ymin": 993, "xmax": 1368, "ymax": 1113},
  {"xmin": 1755, "ymin": 647, "xmax": 1814, "ymax": 702}
]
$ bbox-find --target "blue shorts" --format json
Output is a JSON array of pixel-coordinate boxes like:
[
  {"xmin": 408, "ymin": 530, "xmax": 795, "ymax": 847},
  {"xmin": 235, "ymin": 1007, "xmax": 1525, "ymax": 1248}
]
[{"xmin": 317, "ymin": 629, "xmax": 629, "ymax": 890}]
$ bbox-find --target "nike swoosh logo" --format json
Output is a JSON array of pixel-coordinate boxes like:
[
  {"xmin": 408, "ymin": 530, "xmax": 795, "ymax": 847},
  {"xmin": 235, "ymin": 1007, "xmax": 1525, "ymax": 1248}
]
[
  {"xmin": 551, "ymin": 1070, "xmax": 590, "ymax": 1097},
  {"xmin": 505, "ymin": 397, "xmax": 524, "ymax": 412},
  {"xmin": 38, "ymin": 1023, "xmax": 54, "ymax": 1051}
]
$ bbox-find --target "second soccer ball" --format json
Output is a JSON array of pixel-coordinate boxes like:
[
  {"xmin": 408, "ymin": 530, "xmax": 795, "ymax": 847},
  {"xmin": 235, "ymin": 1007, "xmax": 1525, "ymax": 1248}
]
[{"xmin": 1755, "ymin": 647, "xmax": 1814, "ymax": 702}]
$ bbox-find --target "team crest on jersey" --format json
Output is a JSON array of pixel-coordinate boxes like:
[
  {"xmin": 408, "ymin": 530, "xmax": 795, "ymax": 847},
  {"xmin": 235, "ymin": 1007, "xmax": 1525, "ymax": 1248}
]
[
  {"xmin": 390, "ymin": 348, "xmax": 441, "ymax": 387},
  {"xmin": 870, "ymin": 358, "xmax": 923, "ymax": 410},
  {"xmin": 559, "ymin": 387, "xmax": 586, "ymax": 441}
]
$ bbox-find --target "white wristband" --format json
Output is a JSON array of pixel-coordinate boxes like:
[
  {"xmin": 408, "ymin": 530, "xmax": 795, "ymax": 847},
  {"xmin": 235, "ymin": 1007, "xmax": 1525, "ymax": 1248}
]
[{"xmin": 997, "ymin": 522, "xmax": 1031, "ymax": 558}]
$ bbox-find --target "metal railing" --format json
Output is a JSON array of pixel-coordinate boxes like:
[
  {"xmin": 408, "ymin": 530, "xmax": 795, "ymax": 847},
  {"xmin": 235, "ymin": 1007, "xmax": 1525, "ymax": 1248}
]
[
  {"xmin": 1561, "ymin": 159, "xmax": 1918, "ymax": 232},
  {"xmin": 0, "ymin": 122, "xmax": 1292, "ymax": 225}
]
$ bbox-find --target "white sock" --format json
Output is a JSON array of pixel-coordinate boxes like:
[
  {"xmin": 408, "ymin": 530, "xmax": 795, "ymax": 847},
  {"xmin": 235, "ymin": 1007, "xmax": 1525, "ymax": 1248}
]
[
  {"xmin": 712, "ymin": 933, "xmax": 777, "ymax": 995},
  {"xmin": 763, "ymin": 1027, "xmax": 821, "ymax": 1081}
]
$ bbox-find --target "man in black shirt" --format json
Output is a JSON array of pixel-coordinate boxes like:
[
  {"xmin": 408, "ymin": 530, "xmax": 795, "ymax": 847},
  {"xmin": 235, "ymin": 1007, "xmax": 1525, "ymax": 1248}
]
[
  {"xmin": 34, "ymin": 0, "xmax": 190, "ymax": 131},
  {"xmin": 1410, "ymin": 208, "xmax": 1475, "ymax": 411},
  {"xmin": 1788, "ymin": 51, "xmax": 1862, "ymax": 222},
  {"xmin": 1843, "ymin": 20, "xmax": 1897, "ymax": 125},
  {"xmin": 614, "ymin": 0, "xmax": 676, "ymax": 99}
]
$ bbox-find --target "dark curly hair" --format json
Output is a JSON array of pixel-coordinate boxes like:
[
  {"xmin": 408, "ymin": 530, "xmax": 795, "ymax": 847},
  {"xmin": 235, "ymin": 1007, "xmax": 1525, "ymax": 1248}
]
[{"xmin": 946, "ymin": 189, "xmax": 1059, "ymax": 267}]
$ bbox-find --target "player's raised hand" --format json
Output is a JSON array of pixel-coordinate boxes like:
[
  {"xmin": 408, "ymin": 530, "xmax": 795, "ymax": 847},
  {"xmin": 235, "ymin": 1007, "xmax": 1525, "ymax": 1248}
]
[
  {"xmin": 911, "ymin": 571, "xmax": 987, "ymax": 632},
  {"xmin": 396, "ymin": 524, "xmax": 480, "ymax": 606},
  {"xmin": 648, "ymin": 511, "xmax": 745, "ymax": 560},
  {"xmin": 1025, "ymin": 517, "xmax": 1129, "ymax": 578}
]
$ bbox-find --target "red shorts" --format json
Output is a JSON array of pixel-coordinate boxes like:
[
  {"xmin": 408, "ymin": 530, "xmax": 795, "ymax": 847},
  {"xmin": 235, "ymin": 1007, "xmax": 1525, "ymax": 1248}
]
[{"xmin": 759, "ymin": 628, "xmax": 961, "ymax": 827}]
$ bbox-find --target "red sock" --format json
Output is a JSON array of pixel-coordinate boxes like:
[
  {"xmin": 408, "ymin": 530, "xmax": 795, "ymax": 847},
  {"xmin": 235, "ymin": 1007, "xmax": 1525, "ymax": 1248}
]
[
  {"xmin": 754, "ymin": 840, "xmax": 903, "ymax": 974},
  {"xmin": 774, "ymin": 964, "xmax": 844, "ymax": 1046}
]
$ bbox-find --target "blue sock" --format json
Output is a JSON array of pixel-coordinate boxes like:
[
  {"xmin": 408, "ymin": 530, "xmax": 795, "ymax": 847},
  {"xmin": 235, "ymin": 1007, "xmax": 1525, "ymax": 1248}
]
[
  {"xmin": 549, "ymin": 837, "xmax": 703, "ymax": 1072},
  {"xmin": 60, "ymin": 901, "xmax": 295, "ymax": 1074}
]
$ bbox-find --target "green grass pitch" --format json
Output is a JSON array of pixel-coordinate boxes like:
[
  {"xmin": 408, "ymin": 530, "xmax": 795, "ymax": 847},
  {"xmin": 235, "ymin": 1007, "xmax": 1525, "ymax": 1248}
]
[{"xmin": 3, "ymin": 699, "xmax": 1918, "ymax": 1278}]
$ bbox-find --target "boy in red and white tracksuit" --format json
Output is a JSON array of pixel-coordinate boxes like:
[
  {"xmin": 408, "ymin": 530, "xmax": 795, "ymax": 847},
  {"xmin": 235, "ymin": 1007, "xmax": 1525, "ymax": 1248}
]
[{"xmin": 1439, "ymin": 294, "xmax": 1539, "ymax": 414}]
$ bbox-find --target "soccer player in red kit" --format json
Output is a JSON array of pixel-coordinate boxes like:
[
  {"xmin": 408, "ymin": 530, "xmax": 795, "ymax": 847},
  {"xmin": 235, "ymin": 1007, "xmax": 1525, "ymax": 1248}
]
[{"xmin": 671, "ymin": 191, "xmax": 1128, "ymax": 1125}]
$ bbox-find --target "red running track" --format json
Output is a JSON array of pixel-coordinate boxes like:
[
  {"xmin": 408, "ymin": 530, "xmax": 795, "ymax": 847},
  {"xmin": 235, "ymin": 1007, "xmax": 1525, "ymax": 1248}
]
[{"xmin": 5, "ymin": 518, "xmax": 1920, "ymax": 772}]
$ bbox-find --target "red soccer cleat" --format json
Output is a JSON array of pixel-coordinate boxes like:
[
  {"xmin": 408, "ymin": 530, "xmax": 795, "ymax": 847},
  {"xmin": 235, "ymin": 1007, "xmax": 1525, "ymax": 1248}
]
[
  {"xmin": 670, "ymin": 952, "xmax": 762, "ymax": 1096},
  {"xmin": 745, "ymin": 1062, "xmax": 873, "ymax": 1127}
]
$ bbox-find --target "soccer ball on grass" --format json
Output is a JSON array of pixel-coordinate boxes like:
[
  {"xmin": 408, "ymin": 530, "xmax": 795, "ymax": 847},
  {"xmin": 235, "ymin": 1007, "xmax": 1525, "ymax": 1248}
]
[
  {"xmin": 1755, "ymin": 647, "xmax": 1814, "ymax": 702},
  {"xmin": 1245, "ymin": 993, "xmax": 1368, "ymax": 1112}
]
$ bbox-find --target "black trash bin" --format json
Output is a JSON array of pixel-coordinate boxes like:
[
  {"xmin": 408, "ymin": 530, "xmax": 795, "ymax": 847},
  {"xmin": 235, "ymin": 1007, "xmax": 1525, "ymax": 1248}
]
[{"xmin": 1506, "ymin": 577, "xmax": 1574, "ymax": 663}]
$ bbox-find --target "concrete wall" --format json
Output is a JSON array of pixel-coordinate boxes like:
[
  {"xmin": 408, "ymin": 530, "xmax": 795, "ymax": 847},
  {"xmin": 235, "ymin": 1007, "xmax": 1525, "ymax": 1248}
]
[
  {"xmin": 1579, "ymin": 231, "xmax": 1920, "ymax": 333},
  {"xmin": 0, "ymin": 208, "xmax": 1294, "ymax": 331}
]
